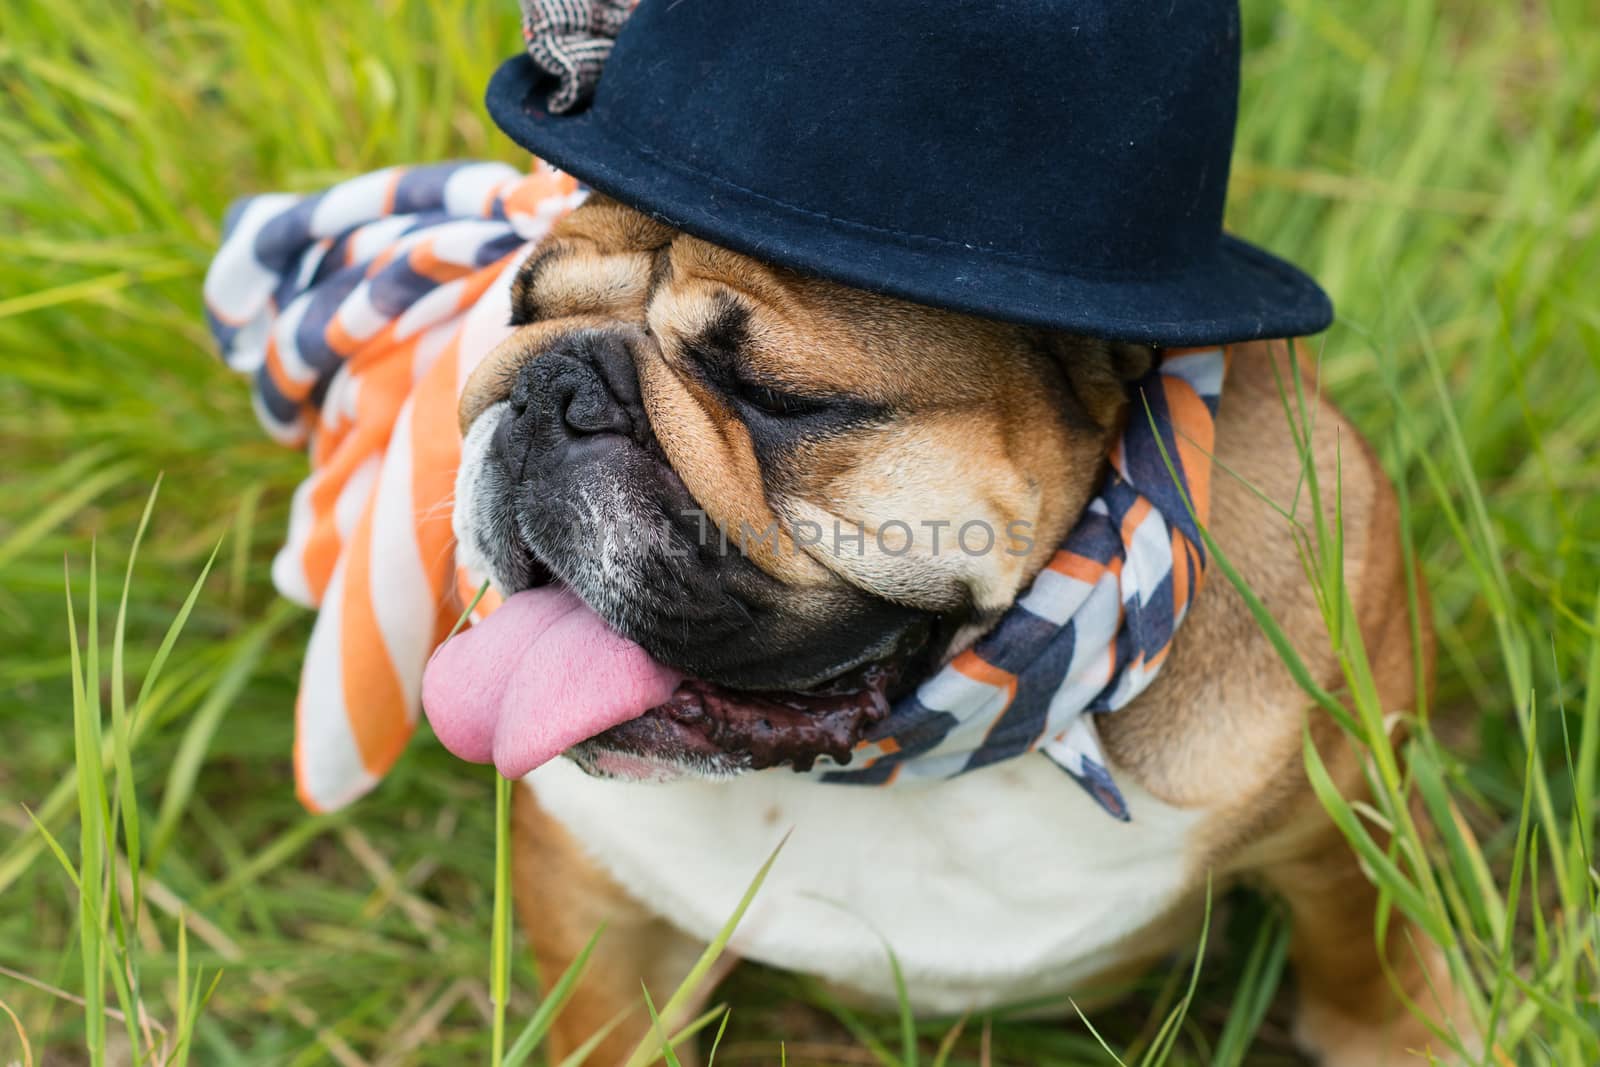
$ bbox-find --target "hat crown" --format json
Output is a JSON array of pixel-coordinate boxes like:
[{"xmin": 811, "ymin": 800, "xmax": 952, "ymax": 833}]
[
  {"xmin": 491, "ymin": 0, "xmax": 1331, "ymax": 345},
  {"xmin": 584, "ymin": 0, "xmax": 1241, "ymax": 275}
]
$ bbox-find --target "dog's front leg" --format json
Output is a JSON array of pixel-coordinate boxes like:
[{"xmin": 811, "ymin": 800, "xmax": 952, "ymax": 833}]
[{"xmin": 512, "ymin": 784, "xmax": 718, "ymax": 1066}]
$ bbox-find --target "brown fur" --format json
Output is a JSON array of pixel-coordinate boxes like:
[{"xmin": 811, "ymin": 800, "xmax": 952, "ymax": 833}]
[{"xmin": 462, "ymin": 200, "xmax": 1464, "ymax": 1064}]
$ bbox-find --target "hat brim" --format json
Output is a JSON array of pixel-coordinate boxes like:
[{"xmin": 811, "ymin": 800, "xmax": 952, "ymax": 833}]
[{"xmin": 487, "ymin": 55, "xmax": 1332, "ymax": 347}]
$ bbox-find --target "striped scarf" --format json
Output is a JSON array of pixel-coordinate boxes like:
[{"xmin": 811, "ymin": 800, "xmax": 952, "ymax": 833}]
[{"xmin": 204, "ymin": 161, "xmax": 1226, "ymax": 820}]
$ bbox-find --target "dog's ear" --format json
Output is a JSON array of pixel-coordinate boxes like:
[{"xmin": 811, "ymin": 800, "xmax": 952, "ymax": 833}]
[{"xmin": 1042, "ymin": 334, "xmax": 1156, "ymax": 434}]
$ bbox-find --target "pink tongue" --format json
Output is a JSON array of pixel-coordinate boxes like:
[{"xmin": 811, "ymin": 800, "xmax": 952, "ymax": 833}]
[{"xmin": 421, "ymin": 586, "xmax": 683, "ymax": 778}]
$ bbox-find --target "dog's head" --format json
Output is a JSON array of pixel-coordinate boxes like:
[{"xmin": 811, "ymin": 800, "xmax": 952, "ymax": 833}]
[{"xmin": 444, "ymin": 196, "xmax": 1151, "ymax": 780}]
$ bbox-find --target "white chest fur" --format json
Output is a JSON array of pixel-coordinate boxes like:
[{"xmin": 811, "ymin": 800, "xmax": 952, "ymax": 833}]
[{"xmin": 527, "ymin": 756, "xmax": 1204, "ymax": 1014}]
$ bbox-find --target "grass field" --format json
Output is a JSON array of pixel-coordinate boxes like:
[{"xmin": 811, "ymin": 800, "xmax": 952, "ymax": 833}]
[{"xmin": 3, "ymin": 0, "xmax": 1599, "ymax": 1063}]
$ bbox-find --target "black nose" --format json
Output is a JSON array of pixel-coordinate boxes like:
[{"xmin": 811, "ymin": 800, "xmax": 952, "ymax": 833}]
[{"xmin": 509, "ymin": 330, "xmax": 642, "ymax": 440}]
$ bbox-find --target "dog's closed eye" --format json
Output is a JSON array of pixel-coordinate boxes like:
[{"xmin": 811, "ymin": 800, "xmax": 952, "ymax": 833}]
[
  {"xmin": 733, "ymin": 381, "xmax": 833, "ymax": 418},
  {"xmin": 670, "ymin": 292, "xmax": 886, "ymax": 435}
]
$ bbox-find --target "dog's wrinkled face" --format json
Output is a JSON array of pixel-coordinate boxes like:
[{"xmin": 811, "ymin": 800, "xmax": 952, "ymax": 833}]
[{"xmin": 452, "ymin": 196, "xmax": 1149, "ymax": 778}]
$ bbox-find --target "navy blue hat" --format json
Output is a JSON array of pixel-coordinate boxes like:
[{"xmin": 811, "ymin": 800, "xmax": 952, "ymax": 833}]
[{"xmin": 486, "ymin": 0, "xmax": 1332, "ymax": 347}]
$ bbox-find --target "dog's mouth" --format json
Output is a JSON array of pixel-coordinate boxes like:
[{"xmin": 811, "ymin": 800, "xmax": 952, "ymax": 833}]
[
  {"xmin": 420, "ymin": 575, "xmax": 906, "ymax": 783},
  {"xmin": 578, "ymin": 659, "xmax": 900, "ymax": 780}
]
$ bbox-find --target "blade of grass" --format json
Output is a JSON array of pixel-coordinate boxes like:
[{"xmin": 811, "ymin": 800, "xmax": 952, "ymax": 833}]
[
  {"xmin": 0, "ymin": 993, "xmax": 34, "ymax": 1067},
  {"xmin": 1208, "ymin": 907, "xmax": 1289, "ymax": 1067},
  {"xmin": 1302, "ymin": 728, "xmax": 1451, "ymax": 944},
  {"xmin": 656, "ymin": 1003, "xmax": 732, "ymax": 1063},
  {"xmin": 704, "ymin": 1005, "xmax": 732, "ymax": 1066},
  {"xmin": 890, "ymin": 944, "xmax": 918, "ymax": 1067},
  {"xmin": 622, "ymin": 834, "xmax": 788, "ymax": 1067},
  {"xmin": 112, "ymin": 476, "xmax": 162, "ymax": 918},
  {"xmin": 929, "ymin": 1015, "xmax": 968, "ymax": 1067},
  {"xmin": 131, "ymin": 539, "xmax": 224, "ymax": 718},
  {"xmin": 1068, "ymin": 999, "xmax": 1130, "ymax": 1067},
  {"xmin": 1139, "ymin": 877, "xmax": 1213, "ymax": 1067},
  {"xmin": 639, "ymin": 983, "xmax": 684, "ymax": 1067},
  {"xmin": 501, "ymin": 925, "xmax": 605, "ymax": 1067},
  {"xmin": 65, "ymin": 553, "xmax": 108, "ymax": 1065},
  {"xmin": 491, "ymin": 773, "xmax": 512, "ymax": 1065}
]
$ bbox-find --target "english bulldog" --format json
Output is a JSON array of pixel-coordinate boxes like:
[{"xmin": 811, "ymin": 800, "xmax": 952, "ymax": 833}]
[{"xmin": 431, "ymin": 196, "xmax": 1466, "ymax": 1065}]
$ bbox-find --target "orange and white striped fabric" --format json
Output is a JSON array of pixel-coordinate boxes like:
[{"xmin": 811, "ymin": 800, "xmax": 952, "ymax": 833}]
[{"xmin": 204, "ymin": 161, "xmax": 587, "ymax": 812}]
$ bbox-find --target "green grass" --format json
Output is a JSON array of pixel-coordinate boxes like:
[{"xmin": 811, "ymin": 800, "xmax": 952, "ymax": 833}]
[{"xmin": 2, "ymin": 0, "xmax": 1597, "ymax": 1063}]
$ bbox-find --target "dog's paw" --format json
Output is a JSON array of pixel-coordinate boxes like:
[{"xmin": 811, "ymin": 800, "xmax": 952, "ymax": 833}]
[
  {"xmin": 1293, "ymin": 947, "xmax": 1479, "ymax": 1067},
  {"xmin": 1294, "ymin": 1003, "xmax": 1454, "ymax": 1066}
]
